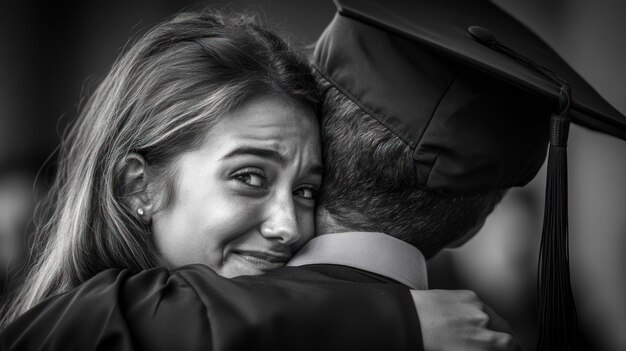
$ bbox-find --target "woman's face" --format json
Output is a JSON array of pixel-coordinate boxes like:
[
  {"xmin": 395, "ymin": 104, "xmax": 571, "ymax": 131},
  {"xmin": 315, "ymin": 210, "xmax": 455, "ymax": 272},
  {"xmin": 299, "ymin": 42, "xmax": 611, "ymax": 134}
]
[{"xmin": 150, "ymin": 94, "xmax": 322, "ymax": 278}]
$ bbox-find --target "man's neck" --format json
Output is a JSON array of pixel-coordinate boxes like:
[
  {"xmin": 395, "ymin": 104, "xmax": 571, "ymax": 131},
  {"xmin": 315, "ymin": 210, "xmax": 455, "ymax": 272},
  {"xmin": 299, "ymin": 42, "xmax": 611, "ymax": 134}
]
[{"xmin": 314, "ymin": 207, "xmax": 357, "ymax": 236}]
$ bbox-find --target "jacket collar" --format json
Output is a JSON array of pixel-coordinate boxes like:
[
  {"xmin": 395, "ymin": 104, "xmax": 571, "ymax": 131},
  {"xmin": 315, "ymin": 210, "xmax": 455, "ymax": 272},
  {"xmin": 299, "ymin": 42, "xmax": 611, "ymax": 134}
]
[{"xmin": 287, "ymin": 232, "xmax": 428, "ymax": 289}]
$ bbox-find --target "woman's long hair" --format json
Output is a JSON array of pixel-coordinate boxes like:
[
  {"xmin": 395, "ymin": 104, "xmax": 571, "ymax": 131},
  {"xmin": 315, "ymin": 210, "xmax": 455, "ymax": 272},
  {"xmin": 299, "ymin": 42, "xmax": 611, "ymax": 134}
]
[{"xmin": 1, "ymin": 9, "xmax": 318, "ymax": 327}]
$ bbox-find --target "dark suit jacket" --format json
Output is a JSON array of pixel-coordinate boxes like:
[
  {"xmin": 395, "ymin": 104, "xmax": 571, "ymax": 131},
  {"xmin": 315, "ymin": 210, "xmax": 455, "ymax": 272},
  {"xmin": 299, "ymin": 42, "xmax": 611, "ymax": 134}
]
[{"xmin": 0, "ymin": 264, "xmax": 423, "ymax": 350}]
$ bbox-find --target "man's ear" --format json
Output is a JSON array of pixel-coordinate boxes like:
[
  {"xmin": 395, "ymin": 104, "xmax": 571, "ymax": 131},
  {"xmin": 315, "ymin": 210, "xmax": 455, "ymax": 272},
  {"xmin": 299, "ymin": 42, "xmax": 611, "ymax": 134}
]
[{"xmin": 121, "ymin": 153, "xmax": 155, "ymax": 222}]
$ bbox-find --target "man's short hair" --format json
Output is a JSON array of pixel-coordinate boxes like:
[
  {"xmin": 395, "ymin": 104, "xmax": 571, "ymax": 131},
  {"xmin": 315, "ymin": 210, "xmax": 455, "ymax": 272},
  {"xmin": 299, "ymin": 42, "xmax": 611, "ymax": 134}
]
[{"xmin": 317, "ymin": 76, "xmax": 505, "ymax": 258}]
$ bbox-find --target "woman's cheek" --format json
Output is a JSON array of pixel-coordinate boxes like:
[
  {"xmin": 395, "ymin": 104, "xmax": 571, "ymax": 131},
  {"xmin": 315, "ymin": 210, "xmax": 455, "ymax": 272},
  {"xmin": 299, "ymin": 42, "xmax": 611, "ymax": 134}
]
[
  {"xmin": 204, "ymin": 197, "xmax": 264, "ymax": 243},
  {"xmin": 297, "ymin": 208, "xmax": 316, "ymax": 246}
]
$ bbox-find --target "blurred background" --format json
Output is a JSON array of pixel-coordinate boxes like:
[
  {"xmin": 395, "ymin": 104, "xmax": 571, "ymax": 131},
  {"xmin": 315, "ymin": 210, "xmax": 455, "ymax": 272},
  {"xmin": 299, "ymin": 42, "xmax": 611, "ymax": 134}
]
[{"xmin": 1, "ymin": 1, "xmax": 624, "ymax": 350}]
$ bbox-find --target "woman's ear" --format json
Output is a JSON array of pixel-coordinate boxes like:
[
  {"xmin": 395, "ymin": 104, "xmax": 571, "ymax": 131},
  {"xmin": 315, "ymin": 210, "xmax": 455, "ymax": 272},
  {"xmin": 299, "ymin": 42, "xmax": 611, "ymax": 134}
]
[{"xmin": 121, "ymin": 153, "xmax": 154, "ymax": 222}]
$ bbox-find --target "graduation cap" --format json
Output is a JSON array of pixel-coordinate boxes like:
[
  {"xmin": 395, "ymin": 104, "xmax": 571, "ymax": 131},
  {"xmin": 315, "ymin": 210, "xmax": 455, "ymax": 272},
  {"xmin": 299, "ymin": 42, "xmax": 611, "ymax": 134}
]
[{"xmin": 314, "ymin": 0, "xmax": 626, "ymax": 349}]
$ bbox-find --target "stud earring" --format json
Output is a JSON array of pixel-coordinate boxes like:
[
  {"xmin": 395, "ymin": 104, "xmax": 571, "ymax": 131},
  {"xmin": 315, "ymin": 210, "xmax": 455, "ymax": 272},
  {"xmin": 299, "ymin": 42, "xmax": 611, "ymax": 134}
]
[{"xmin": 137, "ymin": 208, "xmax": 145, "ymax": 216}]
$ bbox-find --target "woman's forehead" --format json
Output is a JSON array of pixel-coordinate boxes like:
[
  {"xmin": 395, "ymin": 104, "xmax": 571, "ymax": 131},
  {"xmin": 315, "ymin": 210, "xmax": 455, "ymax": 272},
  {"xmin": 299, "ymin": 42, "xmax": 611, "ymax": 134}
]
[
  {"xmin": 227, "ymin": 95, "xmax": 317, "ymax": 128},
  {"xmin": 211, "ymin": 95, "xmax": 319, "ymax": 149},
  {"xmin": 183, "ymin": 95, "xmax": 322, "ymax": 167}
]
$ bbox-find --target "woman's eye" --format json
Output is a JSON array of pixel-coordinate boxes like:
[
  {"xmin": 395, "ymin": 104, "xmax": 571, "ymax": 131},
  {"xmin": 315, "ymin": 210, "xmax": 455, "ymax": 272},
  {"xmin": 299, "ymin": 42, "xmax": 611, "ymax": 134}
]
[
  {"xmin": 294, "ymin": 187, "xmax": 318, "ymax": 200},
  {"xmin": 232, "ymin": 168, "xmax": 267, "ymax": 188},
  {"xmin": 237, "ymin": 174, "xmax": 264, "ymax": 187}
]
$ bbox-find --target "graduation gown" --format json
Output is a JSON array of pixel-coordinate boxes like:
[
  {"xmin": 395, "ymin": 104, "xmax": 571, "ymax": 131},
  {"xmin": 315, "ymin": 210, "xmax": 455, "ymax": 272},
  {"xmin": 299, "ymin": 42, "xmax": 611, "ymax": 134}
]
[{"xmin": 0, "ymin": 264, "xmax": 422, "ymax": 350}]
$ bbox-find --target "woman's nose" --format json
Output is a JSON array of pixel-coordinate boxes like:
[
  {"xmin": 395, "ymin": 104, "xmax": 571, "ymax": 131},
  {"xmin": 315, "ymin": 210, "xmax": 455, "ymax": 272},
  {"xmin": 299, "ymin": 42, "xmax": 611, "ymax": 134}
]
[{"xmin": 260, "ymin": 196, "xmax": 300, "ymax": 245}]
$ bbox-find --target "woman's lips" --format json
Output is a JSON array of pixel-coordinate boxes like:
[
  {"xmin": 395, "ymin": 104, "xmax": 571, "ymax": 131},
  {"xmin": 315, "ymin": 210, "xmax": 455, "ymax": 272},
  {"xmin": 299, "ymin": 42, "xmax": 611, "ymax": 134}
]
[{"xmin": 232, "ymin": 250, "xmax": 291, "ymax": 272}]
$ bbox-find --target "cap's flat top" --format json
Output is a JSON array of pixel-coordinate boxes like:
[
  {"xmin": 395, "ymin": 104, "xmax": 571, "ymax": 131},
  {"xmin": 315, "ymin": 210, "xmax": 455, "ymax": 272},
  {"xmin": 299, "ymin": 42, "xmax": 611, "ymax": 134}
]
[{"xmin": 335, "ymin": 0, "xmax": 626, "ymax": 140}]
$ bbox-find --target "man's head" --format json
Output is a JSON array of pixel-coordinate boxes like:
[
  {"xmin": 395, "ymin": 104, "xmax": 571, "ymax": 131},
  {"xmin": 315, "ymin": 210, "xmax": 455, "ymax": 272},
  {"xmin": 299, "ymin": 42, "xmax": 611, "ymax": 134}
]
[
  {"xmin": 310, "ymin": 10, "xmax": 553, "ymax": 259},
  {"xmin": 315, "ymin": 76, "xmax": 505, "ymax": 259}
]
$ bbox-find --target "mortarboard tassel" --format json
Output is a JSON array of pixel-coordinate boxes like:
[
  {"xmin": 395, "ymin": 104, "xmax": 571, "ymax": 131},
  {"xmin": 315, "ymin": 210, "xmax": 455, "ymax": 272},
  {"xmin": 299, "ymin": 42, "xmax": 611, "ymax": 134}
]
[
  {"xmin": 537, "ymin": 88, "xmax": 578, "ymax": 351},
  {"xmin": 468, "ymin": 26, "xmax": 578, "ymax": 350}
]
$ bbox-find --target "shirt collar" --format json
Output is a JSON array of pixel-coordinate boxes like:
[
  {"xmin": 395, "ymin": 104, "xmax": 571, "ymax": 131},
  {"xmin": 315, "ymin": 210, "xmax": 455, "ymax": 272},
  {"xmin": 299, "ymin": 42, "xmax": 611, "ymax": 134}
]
[{"xmin": 287, "ymin": 232, "xmax": 428, "ymax": 289}]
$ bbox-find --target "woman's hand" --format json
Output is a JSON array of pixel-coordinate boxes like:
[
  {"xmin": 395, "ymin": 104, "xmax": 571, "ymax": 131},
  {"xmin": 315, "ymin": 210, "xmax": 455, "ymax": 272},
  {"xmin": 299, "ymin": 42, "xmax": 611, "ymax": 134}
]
[{"xmin": 411, "ymin": 289, "xmax": 522, "ymax": 351}]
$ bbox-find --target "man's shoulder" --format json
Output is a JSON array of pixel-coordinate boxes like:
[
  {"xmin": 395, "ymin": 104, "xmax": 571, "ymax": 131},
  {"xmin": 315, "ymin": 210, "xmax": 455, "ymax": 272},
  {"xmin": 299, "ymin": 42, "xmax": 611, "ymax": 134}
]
[
  {"xmin": 234, "ymin": 264, "xmax": 401, "ymax": 287},
  {"xmin": 1, "ymin": 264, "xmax": 419, "ymax": 351}
]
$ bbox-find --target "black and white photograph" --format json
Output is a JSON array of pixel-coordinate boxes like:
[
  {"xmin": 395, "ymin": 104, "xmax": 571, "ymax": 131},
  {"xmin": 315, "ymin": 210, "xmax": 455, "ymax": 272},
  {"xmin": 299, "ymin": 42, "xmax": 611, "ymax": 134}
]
[{"xmin": 1, "ymin": 0, "xmax": 625, "ymax": 350}]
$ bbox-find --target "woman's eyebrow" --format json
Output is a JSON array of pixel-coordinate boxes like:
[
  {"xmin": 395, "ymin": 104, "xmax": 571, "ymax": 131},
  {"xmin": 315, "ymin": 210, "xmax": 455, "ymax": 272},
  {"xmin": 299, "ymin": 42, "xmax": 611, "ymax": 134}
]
[{"xmin": 220, "ymin": 146, "xmax": 287, "ymax": 166}]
